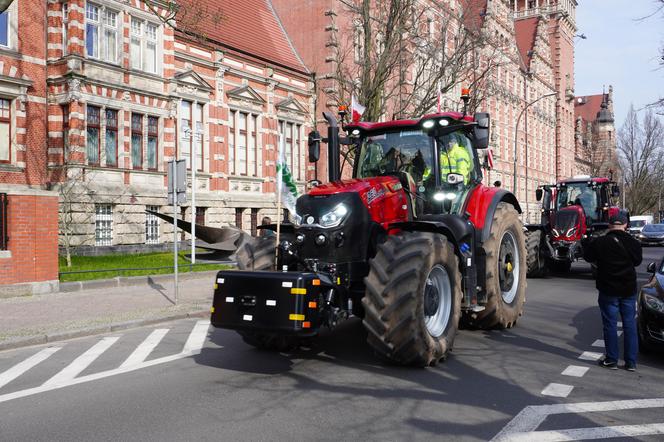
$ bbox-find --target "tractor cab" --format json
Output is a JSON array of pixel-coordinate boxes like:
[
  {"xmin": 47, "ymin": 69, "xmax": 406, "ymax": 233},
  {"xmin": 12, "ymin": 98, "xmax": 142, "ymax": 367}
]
[{"xmin": 349, "ymin": 112, "xmax": 485, "ymax": 217}]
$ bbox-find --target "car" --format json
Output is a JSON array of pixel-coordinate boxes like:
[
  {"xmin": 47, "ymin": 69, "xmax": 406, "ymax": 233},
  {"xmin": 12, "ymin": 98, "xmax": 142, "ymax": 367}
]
[
  {"xmin": 638, "ymin": 258, "xmax": 664, "ymax": 352},
  {"xmin": 629, "ymin": 215, "xmax": 654, "ymax": 237},
  {"xmin": 637, "ymin": 223, "xmax": 664, "ymax": 246}
]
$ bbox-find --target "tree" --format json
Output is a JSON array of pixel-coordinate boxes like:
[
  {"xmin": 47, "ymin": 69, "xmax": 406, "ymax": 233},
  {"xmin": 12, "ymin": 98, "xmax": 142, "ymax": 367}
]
[{"xmin": 617, "ymin": 106, "xmax": 664, "ymax": 215}]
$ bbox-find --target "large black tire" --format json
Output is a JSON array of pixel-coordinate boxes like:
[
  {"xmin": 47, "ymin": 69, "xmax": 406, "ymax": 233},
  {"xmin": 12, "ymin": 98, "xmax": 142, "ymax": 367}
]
[
  {"xmin": 235, "ymin": 236, "xmax": 276, "ymax": 271},
  {"xmin": 525, "ymin": 230, "xmax": 547, "ymax": 278},
  {"xmin": 467, "ymin": 203, "xmax": 527, "ymax": 329},
  {"xmin": 362, "ymin": 232, "xmax": 462, "ymax": 367},
  {"xmin": 235, "ymin": 236, "xmax": 299, "ymax": 351}
]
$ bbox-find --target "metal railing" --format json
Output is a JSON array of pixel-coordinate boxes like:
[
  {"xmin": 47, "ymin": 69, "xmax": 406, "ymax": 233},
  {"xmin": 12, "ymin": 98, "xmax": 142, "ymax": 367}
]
[{"xmin": 58, "ymin": 262, "xmax": 230, "ymax": 280}]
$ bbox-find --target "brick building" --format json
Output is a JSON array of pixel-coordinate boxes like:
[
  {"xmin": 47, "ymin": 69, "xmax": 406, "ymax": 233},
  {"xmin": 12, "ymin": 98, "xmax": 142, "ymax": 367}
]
[
  {"xmin": 46, "ymin": 0, "xmax": 314, "ymax": 253},
  {"xmin": 574, "ymin": 86, "xmax": 617, "ymax": 178},
  {"xmin": 0, "ymin": 0, "xmax": 59, "ymax": 295}
]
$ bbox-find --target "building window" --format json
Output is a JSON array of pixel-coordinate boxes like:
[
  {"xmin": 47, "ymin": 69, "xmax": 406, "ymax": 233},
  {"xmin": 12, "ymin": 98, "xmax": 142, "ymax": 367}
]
[
  {"xmin": 0, "ymin": 99, "xmax": 10, "ymax": 163},
  {"xmin": 147, "ymin": 116, "xmax": 158, "ymax": 170},
  {"xmin": 250, "ymin": 208, "xmax": 259, "ymax": 236},
  {"xmin": 0, "ymin": 193, "xmax": 7, "ymax": 250},
  {"xmin": 86, "ymin": 105, "xmax": 101, "ymax": 165},
  {"xmin": 95, "ymin": 204, "xmax": 112, "ymax": 246},
  {"xmin": 131, "ymin": 113, "xmax": 143, "ymax": 169},
  {"xmin": 62, "ymin": 104, "xmax": 69, "ymax": 159},
  {"xmin": 180, "ymin": 101, "xmax": 203, "ymax": 171},
  {"xmin": 105, "ymin": 109, "xmax": 118, "ymax": 167},
  {"xmin": 235, "ymin": 207, "xmax": 244, "ymax": 229},
  {"xmin": 195, "ymin": 207, "xmax": 206, "ymax": 225},
  {"xmin": 62, "ymin": 3, "xmax": 69, "ymax": 55},
  {"xmin": 228, "ymin": 111, "xmax": 235, "ymax": 175},
  {"xmin": 279, "ymin": 121, "xmax": 302, "ymax": 180},
  {"xmin": 145, "ymin": 206, "xmax": 159, "ymax": 244},
  {"xmin": 130, "ymin": 18, "xmax": 159, "ymax": 74},
  {"xmin": 229, "ymin": 110, "xmax": 257, "ymax": 176},
  {"xmin": 86, "ymin": 3, "xmax": 119, "ymax": 63},
  {"xmin": 0, "ymin": 11, "xmax": 9, "ymax": 48}
]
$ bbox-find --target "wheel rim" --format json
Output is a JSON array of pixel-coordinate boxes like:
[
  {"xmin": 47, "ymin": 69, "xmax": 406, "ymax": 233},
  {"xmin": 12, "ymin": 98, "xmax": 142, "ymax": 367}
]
[
  {"xmin": 499, "ymin": 231, "xmax": 520, "ymax": 304},
  {"xmin": 423, "ymin": 264, "xmax": 452, "ymax": 338}
]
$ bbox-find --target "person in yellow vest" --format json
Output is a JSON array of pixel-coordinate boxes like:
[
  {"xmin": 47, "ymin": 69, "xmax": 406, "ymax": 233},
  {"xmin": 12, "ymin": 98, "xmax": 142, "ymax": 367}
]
[{"xmin": 440, "ymin": 138, "xmax": 472, "ymax": 185}]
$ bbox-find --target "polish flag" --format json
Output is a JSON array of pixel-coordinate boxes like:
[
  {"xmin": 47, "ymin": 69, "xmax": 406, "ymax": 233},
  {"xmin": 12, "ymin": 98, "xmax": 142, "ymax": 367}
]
[
  {"xmin": 486, "ymin": 148, "xmax": 495, "ymax": 170},
  {"xmin": 351, "ymin": 95, "xmax": 365, "ymax": 123}
]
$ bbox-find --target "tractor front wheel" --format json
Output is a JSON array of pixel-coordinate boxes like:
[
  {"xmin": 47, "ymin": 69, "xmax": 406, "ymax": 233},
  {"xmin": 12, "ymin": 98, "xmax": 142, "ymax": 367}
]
[
  {"xmin": 363, "ymin": 232, "xmax": 462, "ymax": 367},
  {"xmin": 525, "ymin": 230, "xmax": 547, "ymax": 278},
  {"xmin": 468, "ymin": 202, "xmax": 527, "ymax": 329}
]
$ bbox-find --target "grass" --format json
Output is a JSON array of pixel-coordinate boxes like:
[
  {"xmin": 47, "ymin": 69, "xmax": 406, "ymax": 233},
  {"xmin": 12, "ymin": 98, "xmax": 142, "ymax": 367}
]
[{"xmin": 58, "ymin": 251, "xmax": 232, "ymax": 282}]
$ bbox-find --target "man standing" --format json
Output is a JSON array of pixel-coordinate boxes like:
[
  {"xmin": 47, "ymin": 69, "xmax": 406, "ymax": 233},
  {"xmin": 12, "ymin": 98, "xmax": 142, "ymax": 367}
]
[{"xmin": 583, "ymin": 210, "xmax": 642, "ymax": 371}]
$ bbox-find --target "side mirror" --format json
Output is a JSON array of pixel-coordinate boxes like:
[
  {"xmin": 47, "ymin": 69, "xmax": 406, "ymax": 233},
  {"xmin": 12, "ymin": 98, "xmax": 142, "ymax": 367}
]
[
  {"xmin": 535, "ymin": 188, "xmax": 543, "ymax": 201},
  {"xmin": 473, "ymin": 112, "xmax": 490, "ymax": 149},
  {"xmin": 307, "ymin": 179, "xmax": 322, "ymax": 189},
  {"xmin": 611, "ymin": 184, "xmax": 620, "ymax": 197},
  {"xmin": 307, "ymin": 130, "xmax": 321, "ymax": 163},
  {"xmin": 647, "ymin": 262, "xmax": 657, "ymax": 273}
]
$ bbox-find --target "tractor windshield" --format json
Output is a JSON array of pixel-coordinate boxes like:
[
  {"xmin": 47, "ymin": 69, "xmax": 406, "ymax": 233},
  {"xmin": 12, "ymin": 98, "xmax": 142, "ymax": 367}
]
[
  {"xmin": 355, "ymin": 130, "xmax": 434, "ymax": 182},
  {"xmin": 556, "ymin": 183, "xmax": 599, "ymax": 224}
]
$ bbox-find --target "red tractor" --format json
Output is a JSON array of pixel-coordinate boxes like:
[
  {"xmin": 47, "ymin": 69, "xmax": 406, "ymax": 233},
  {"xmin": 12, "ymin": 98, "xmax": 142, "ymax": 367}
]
[
  {"xmin": 211, "ymin": 102, "xmax": 527, "ymax": 367},
  {"xmin": 525, "ymin": 176, "xmax": 621, "ymax": 276}
]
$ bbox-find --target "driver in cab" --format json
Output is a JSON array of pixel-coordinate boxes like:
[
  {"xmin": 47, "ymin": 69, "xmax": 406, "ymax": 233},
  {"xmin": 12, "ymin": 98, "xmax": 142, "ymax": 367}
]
[{"xmin": 440, "ymin": 137, "xmax": 472, "ymax": 185}]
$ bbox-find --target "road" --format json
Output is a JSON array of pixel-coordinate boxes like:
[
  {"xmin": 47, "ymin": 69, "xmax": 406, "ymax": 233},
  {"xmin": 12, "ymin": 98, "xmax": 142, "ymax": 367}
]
[{"xmin": 1, "ymin": 246, "xmax": 664, "ymax": 441}]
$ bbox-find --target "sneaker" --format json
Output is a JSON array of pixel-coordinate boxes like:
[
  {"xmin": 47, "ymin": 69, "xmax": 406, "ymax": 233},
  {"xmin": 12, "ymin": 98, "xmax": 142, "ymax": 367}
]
[
  {"xmin": 598, "ymin": 358, "xmax": 618, "ymax": 369},
  {"xmin": 624, "ymin": 362, "xmax": 637, "ymax": 372}
]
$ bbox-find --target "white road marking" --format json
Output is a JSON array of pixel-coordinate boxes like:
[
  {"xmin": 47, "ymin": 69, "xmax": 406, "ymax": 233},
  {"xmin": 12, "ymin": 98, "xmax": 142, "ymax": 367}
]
[
  {"xmin": 0, "ymin": 347, "xmax": 61, "ymax": 389},
  {"xmin": 591, "ymin": 339, "xmax": 604, "ymax": 347},
  {"xmin": 578, "ymin": 351, "xmax": 602, "ymax": 361},
  {"xmin": 181, "ymin": 320, "xmax": 210, "ymax": 354},
  {"xmin": 491, "ymin": 398, "xmax": 664, "ymax": 442},
  {"xmin": 0, "ymin": 321, "xmax": 211, "ymax": 405},
  {"xmin": 561, "ymin": 365, "xmax": 589, "ymax": 377},
  {"xmin": 119, "ymin": 329, "xmax": 169, "ymax": 369},
  {"xmin": 541, "ymin": 383, "xmax": 574, "ymax": 398},
  {"xmin": 42, "ymin": 337, "xmax": 119, "ymax": 387},
  {"xmin": 501, "ymin": 422, "xmax": 664, "ymax": 441}
]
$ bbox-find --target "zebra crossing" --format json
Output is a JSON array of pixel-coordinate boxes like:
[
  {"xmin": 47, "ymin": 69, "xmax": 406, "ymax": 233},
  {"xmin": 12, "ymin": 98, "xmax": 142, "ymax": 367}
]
[{"xmin": 0, "ymin": 319, "xmax": 211, "ymax": 404}]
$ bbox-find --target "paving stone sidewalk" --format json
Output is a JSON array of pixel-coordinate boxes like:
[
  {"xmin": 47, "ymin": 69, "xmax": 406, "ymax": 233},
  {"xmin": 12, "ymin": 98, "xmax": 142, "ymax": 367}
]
[{"xmin": 0, "ymin": 272, "xmax": 218, "ymax": 351}]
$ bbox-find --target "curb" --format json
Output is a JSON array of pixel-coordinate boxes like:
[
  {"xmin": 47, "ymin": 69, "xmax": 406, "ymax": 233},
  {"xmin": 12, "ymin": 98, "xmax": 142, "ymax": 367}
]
[
  {"xmin": 0, "ymin": 309, "xmax": 210, "ymax": 353},
  {"xmin": 58, "ymin": 270, "xmax": 221, "ymax": 294}
]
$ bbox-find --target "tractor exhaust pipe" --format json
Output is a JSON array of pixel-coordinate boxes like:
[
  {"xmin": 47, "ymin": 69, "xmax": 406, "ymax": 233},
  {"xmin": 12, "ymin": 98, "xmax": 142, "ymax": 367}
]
[{"xmin": 323, "ymin": 111, "xmax": 340, "ymax": 182}]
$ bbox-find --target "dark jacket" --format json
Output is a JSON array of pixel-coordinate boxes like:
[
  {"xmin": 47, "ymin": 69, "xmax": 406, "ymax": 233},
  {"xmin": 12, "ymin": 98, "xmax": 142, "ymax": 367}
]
[{"xmin": 583, "ymin": 230, "xmax": 643, "ymax": 297}]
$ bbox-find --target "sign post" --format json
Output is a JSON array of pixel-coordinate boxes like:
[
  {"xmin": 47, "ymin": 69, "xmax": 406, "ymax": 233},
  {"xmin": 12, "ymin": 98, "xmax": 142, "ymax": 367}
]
[{"xmin": 168, "ymin": 159, "xmax": 186, "ymax": 304}]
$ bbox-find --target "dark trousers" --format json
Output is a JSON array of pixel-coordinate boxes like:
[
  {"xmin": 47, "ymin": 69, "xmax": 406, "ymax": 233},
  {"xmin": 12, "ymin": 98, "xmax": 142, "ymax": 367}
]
[{"xmin": 598, "ymin": 292, "xmax": 638, "ymax": 365}]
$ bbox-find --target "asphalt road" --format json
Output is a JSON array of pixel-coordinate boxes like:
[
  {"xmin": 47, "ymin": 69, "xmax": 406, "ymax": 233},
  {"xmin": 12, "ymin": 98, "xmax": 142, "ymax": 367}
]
[{"xmin": 1, "ymin": 246, "xmax": 664, "ymax": 441}]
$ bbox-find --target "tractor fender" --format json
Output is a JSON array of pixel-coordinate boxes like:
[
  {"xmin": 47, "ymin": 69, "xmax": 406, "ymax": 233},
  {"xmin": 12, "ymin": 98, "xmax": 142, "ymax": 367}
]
[
  {"xmin": 465, "ymin": 186, "xmax": 522, "ymax": 243},
  {"xmin": 389, "ymin": 214, "xmax": 474, "ymax": 255}
]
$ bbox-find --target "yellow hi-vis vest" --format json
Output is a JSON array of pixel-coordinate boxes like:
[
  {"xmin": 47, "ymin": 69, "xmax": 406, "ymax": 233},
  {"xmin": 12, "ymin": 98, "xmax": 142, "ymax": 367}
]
[{"xmin": 440, "ymin": 144, "xmax": 471, "ymax": 184}]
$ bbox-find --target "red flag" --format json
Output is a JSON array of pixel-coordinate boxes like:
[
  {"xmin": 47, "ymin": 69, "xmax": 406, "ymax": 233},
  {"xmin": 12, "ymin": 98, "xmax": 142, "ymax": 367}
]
[
  {"xmin": 351, "ymin": 95, "xmax": 365, "ymax": 123},
  {"xmin": 486, "ymin": 149, "xmax": 495, "ymax": 170}
]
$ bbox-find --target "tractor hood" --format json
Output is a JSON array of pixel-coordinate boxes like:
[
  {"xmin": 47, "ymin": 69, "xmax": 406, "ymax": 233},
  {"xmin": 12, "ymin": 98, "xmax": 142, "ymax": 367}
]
[
  {"xmin": 305, "ymin": 176, "xmax": 410, "ymax": 230},
  {"xmin": 550, "ymin": 205, "xmax": 586, "ymax": 241}
]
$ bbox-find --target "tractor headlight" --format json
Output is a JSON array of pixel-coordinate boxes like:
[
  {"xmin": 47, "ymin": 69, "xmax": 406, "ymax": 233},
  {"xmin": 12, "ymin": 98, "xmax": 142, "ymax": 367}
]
[
  {"xmin": 644, "ymin": 294, "xmax": 664, "ymax": 313},
  {"xmin": 552, "ymin": 228, "xmax": 560, "ymax": 237},
  {"xmin": 433, "ymin": 192, "xmax": 457, "ymax": 201},
  {"xmin": 319, "ymin": 204, "xmax": 349, "ymax": 228},
  {"xmin": 566, "ymin": 227, "xmax": 577, "ymax": 237}
]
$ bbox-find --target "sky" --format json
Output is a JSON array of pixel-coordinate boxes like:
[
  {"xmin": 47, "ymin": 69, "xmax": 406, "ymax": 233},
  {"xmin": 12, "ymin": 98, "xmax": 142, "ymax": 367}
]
[{"xmin": 574, "ymin": 0, "xmax": 664, "ymax": 128}]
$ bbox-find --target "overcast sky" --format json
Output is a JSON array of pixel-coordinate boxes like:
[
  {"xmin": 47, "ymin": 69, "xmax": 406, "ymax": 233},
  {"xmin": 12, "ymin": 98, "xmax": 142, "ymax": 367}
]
[{"xmin": 574, "ymin": 0, "xmax": 664, "ymax": 128}]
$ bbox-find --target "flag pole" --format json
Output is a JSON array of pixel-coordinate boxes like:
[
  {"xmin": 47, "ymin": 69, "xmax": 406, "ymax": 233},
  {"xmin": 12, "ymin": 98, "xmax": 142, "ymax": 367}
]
[{"xmin": 275, "ymin": 125, "xmax": 283, "ymax": 268}]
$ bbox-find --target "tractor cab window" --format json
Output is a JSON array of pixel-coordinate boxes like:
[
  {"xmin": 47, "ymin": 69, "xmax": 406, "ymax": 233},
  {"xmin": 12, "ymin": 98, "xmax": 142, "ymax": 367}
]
[
  {"xmin": 556, "ymin": 183, "xmax": 599, "ymax": 224},
  {"xmin": 355, "ymin": 130, "xmax": 434, "ymax": 183},
  {"xmin": 430, "ymin": 132, "xmax": 479, "ymax": 214}
]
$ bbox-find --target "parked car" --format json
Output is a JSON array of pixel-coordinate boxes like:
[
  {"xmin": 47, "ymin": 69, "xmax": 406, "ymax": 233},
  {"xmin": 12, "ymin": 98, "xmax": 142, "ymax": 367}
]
[
  {"xmin": 638, "ymin": 223, "xmax": 664, "ymax": 246},
  {"xmin": 638, "ymin": 258, "xmax": 664, "ymax": 352},
  {"xmin": 629, "ymin": 215, "xmax": 654, "ymax": 237}
]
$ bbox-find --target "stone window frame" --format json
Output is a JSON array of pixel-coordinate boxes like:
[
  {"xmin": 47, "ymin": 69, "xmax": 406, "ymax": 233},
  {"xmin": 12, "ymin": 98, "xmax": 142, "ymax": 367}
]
[
  {"xmin": 95, "ymin": 203, "xmax": 113, "ymax": 246},
  {"xmin": 130, "ymin": 16, "xmax": 161, "ymax": 75},
  {"xmin": 147, "ymin": 115, "xmax": 159, "ymax": 171},
  {"xmin": 228, "ymin": 108, "xmax": 260, "ymax": 178},
  {"xmin": 131, "ymin": 112, "xmax": 143, "ymax": 169},
  {"xmin": 0, "ymin": 1, "xmax": 18, "ymax": 51},
  {"xmin": 0, "ymin": 98, "xmax": 11, "ymax": 164},
  {"xmin": 104, "ymin": 108, "xmax": 119, "ymax": 167},
  {"xmin": 180, "ymin": 100, "xmax": 204, "ymax": 172},
  {"xmin": 85, "ymin": 2, "xmax": 121, "ymax": 64},
  {"xmin": 86, "ymin": 104, "xmax": 101, "ymax": 166},
  {"xmin": 277, "ymin": 117, "xmax": 306, "ymax": 182},
  {"xmin": 145, "ymin": 205, "xmax": 159, "ymax": 244}
]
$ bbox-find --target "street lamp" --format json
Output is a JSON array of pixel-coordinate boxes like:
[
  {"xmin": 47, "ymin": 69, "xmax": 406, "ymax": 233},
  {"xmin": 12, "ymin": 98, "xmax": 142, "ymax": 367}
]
[{"xmin": 513, "ymin": 91, "xmax": 556, "ymax": 220}]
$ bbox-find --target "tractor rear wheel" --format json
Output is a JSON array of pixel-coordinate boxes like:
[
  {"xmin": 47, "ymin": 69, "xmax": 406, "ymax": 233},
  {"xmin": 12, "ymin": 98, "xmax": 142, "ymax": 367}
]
[
  {"xmin": 525, "ymin": 230, "xmax": 547, "ymax": 278},
  {"xmin": 235, "ymin": 237, "xmax": 301, "ymax": 351},
  {"xmin": 363, "ymin": 232, "xmax": 462, "ymax": 367},
  {"xmin": 235, "ymin": 236, "xmax": 276, "ymax": 271},
  {"xmin": 468, "ymin": 203, "xmax": 527, "ymax": 329}
]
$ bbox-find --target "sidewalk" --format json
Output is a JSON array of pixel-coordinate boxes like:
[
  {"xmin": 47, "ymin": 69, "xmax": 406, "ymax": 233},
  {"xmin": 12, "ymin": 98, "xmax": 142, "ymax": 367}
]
[{"xmin": 0, "ymin": 271, "xmax": 218, "ymax": 352}]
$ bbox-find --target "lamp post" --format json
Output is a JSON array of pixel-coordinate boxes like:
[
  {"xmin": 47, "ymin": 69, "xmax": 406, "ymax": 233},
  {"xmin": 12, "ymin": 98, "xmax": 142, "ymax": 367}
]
[{"xmin": 513, "ymin": 91, "xmax": 556, "ymax": 220}]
